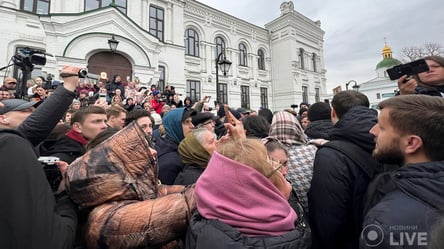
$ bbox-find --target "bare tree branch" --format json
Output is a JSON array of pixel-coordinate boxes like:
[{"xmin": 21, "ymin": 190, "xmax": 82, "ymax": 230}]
[
  {"xmin": 423, "ymin": 42, "xmax": 444, "ymax": 56},
  {"xmin": 399, "ymin": 42, "xmax": 444, "ymax": 61}
]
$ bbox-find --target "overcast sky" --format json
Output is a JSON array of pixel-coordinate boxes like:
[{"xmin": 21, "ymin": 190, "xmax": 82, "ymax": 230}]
[{"xmin": 197, "ymin": 0, "xmax": 444, "ymax": 92}]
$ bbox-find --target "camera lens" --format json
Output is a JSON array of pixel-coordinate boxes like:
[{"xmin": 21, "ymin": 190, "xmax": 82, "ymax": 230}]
[{"xmin": 78, "ymin": 69, "xmax": 88, "ymax": 78}]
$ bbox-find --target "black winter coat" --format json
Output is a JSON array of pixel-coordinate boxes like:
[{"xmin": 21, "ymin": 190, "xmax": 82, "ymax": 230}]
[
  {"xmin": 18, "ymin": 85, "xmax": 77, "ymax": 147},
  {"xmin": 308, "ymin": 106, "xmax": 378, "ymax": 249},
  {"xmin": 155, "ymin": 136, "xmax": 184, "ymax": 185},
  {"xmin": 304, "ymin": 119, "xmax": 333, "ymax": 140},
  {"xmin": 174, "ymin": 164, "xmax": 205, "ymax": 185},
  {"xmin": 185, "ymin": 212, "xmax": 311, "ymax": 249},
  {"xmin": 0, "ymin": 130, "xmax": 77, "ymax": 249},
  {"xmin": 39, "ymin": 135, "xmax": 86, "ymax": 164},
  {"xmin": 360, "ymin": 161, "xmax": 444, "ymax": 249}
]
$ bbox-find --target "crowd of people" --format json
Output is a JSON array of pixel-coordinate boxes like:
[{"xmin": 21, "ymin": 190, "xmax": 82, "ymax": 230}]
[{"xmin": 1, "ymin": 55, "xmax": 444, "ymax": 249}]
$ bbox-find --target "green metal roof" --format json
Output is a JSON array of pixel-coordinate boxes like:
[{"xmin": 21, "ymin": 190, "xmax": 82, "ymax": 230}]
[{"xmin": 376, "ymin": 57, "xmax": 402, "ymax": 69}]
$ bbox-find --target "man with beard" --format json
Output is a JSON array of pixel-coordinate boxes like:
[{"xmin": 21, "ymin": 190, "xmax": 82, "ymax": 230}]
[{"xmin": 360, "ymin": 95, "xmax": 444, "ymax": 249}]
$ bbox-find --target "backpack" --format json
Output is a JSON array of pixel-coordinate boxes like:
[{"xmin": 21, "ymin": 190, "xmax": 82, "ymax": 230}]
[{"xmin": 321, "ymin": 140, "xmax": 399, "ymax": 216}]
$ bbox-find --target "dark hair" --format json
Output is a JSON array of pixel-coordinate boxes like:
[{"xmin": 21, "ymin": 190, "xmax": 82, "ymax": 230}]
[
  {"xmin": 71, "ymin": 105, "xmax": 106, "ymax": 126},
  {"xmin": 331, "ymin": 90, "xmax": 369, "ymax": 119},
  {"xmin": 65, "ymin": 108, "xmax": 77, "ymax": 115},
  {"xmin": 86, "ymin": 128, "xmax": 119, "ymax": 151},
  {"xmin": 125, "ymin": 109, "xmax": 154, "ymax": 127},
  {"xmin": 258, "ymin": 108, "xmax": 273, "ymax": 124},
  {"xmin": 378, "ymin": 94, "xmax": 444, "ymax": 161},
  {"xmin": 242, "ymin": 115, "xmax": 270, "ymax": 139},
  {"xmin": 106, "ymin": 105, "xmax": 127, "ymax": 119},
  {"xmin": 298, "ymin": 107, "xmax": 308, "ymax": 117}
]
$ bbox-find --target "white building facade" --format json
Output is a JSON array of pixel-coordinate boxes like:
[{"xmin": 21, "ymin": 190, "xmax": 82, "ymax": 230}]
[{"xmin": 0, "ymin": 0, "xmax": 326, "ymax": 111}]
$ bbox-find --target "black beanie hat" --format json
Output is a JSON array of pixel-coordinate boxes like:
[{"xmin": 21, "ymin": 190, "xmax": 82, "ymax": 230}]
[{"xmin": 308, "ymin": 102, "xmax": 331, "ymax": 121}]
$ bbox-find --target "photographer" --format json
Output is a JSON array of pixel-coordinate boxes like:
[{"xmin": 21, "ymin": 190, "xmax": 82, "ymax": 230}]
[
  {"xmin": 0, "ymin": 65, "xmax": 82, "ymax": 248},
  {"xmin": 1, "ymin": 66, "xmax": 80, "ymax": 147},
  {"xmin": 398, "ymin": 55, "xmax": 444, "ymax": 97}
]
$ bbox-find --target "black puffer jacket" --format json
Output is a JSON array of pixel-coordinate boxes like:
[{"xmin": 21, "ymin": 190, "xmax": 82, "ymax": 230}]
[
  {"xmin": 185, "ymin": 212, "xmax": 311, "ymax": 249},
  {"xmin": 308, "ymin": 106, "xmax": 378, "ymax": 249},
  {"xmin": 360, "ymin": 161, "xmax": 444, "ymax": 249}
]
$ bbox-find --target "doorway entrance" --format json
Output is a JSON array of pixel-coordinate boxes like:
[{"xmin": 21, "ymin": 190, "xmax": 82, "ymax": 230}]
[{"xmin": 88, "ymin": 52, "xmax": 132, "ymax": 83}]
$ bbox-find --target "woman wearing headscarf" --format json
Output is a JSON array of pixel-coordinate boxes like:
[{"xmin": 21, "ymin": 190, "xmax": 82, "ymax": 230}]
[
  {"xmin": 185, "ymin": 138, "xmax": 309, "ymax": 249},
  {"xmin": 266, "ymin": 110, "xmax": 318, "ymax": 211},
  {"xmin": 155, "ymin": 107, "xmax": 196, "ymax": 184},
  {"xmin": 174, "ymin": 128, "xmax": 216, "ymax": 185}
]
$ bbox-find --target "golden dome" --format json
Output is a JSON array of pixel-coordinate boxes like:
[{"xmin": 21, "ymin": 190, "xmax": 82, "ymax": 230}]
[{"xmin": 381, "ymin": 38, "xmax": 393, "ymax": 59}]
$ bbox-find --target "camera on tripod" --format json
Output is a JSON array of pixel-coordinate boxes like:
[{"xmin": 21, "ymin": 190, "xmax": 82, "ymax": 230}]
[
  {"xmin": 38, "ymin": 156, "xmax": 62, "ymax": 192},
  {"xmin": 12, "ymin": 47, "xmax": 47, "ymax": 69}
]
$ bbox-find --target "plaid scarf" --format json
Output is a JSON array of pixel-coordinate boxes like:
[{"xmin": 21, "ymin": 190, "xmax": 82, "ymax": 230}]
[{"xmin": 268, "ymin": 111, "xmax": 307, "ymax": 145}]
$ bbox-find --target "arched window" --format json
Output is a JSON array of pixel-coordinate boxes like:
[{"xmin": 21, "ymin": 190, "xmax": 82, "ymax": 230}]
[
  {"xmin": 185, "ymin": 29, "xmax": 199, "ymax": 57},
  {"xmin": 215, "ymin": 37, "xmax": 226, "ymax": 58},
  {"xmin": 299, "ymin": 48, "xmax": 305, "ymax": 69},
  {"xmin": 239, "ymin": 43, "xmax": 247, "ymax": 66},
  {"xmin": 258, "ymin": 49, "xmax": 265, "ymax": 70}
]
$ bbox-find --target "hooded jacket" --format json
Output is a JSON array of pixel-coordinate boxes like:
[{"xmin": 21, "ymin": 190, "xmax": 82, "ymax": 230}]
[
  {"xmin": 304, "ymin": 119, "xmax": 333, "ymax": 140},
  {"xmin": 308, "ymin": 106, "xmax": 378, "ymax": 249},
  {"xmin": 155, "ymin": 107, "xmax": 187, "ymax": 184},
  {"xmin": 360, "ymin": 161, "xmax": 444, "ymax": 249}
]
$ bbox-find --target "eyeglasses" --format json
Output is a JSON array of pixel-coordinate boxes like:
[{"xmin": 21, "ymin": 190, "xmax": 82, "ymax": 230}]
[
  {"xmin": 6, "ymin": 82, "xmax": 17, "ymax": 85},
  {"xmin": 202, "ymin": 120, "xmax": 214, "ymax": 126},
  {"xmin": 266, "ymin": 157, "xmax": 284, "ymax": 178}
]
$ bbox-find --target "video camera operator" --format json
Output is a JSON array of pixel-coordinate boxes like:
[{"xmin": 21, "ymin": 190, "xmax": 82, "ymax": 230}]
[
  {"xmin": 0, "ymin": 65, "xmax": 83, "ymax": 248},
  {"xmin": 397, "ymin": 55, "xmax": 444, "ymax": 97}
]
